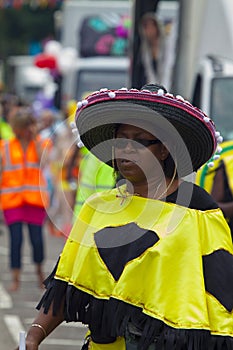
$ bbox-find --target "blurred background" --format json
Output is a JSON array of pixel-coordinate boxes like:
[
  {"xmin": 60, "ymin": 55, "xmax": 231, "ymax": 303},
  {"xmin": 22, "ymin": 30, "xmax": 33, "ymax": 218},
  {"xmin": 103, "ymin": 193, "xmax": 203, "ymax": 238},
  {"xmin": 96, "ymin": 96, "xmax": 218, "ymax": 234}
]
[{"xmin": 1, "ymin": 0, "xmax": 233, "ymax": 139}]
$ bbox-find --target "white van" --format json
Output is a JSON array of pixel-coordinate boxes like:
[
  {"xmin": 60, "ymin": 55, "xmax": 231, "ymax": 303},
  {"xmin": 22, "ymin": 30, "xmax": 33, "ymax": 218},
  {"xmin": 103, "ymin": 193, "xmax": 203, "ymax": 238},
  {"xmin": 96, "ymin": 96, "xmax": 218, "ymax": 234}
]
[
  {"xmin": 191, "ymin": 55, "xmax": 233, "ymax": 141},
  {"xmin": 60, "ymin": 0, "xmax": 131, "ymax": 104},
  {"xmin": 63, "ymin": 56, "xmax": 129, "ymax": 102},
  {"xmin": 7, "ymin": 56, "xmax": 54, "ymax": 104},
  {"xmin": 60, "ymin": 0, "xmax": 179, "ymax": 104}
]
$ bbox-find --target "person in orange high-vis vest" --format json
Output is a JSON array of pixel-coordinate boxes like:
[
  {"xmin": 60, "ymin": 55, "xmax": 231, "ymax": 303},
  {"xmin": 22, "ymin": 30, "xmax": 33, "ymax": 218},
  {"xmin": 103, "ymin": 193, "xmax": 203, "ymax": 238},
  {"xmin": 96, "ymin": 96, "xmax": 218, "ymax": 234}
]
[{"xmin": 0, "ymin": 107, "xmax": 50, "ymax": 292}]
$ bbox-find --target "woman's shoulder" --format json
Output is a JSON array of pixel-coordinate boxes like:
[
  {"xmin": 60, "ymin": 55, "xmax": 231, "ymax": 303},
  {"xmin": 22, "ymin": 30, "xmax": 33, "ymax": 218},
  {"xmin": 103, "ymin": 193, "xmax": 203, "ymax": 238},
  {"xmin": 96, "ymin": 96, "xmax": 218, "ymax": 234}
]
[{"xmin": 168, "ymin": 181, "xmax": 219, "ymax": 211}]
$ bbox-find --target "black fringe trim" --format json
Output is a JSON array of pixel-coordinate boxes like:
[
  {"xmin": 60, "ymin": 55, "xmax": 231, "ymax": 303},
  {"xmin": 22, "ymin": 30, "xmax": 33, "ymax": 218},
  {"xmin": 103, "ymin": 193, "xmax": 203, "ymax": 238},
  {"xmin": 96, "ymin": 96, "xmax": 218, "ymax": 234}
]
[{"xmin": 37, "ymin": 269, "xmax": 233, "ymax": 350}]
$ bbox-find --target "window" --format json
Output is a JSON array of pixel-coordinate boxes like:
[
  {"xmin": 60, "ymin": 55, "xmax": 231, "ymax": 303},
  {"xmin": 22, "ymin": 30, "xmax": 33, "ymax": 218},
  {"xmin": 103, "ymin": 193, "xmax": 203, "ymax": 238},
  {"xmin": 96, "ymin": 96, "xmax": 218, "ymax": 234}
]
[
  {"xmin": 210, "ymin": 77, "xmax": 233, "ymax": 140},
  {"xmin": 192, "ymin": 74, "xmax": 202, "ymax": 109},
  {"xmin": 76, "ymin": 68, "xmax": 128, "ymax": 100}
]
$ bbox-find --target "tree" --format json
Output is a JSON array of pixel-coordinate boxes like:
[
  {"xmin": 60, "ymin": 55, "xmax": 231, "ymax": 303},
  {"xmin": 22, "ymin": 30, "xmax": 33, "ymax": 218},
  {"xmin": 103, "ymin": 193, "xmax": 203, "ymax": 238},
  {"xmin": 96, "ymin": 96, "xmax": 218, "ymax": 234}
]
[{"xmin": 0, "ymin": 5, "xmax": 61, "ymax": 59}]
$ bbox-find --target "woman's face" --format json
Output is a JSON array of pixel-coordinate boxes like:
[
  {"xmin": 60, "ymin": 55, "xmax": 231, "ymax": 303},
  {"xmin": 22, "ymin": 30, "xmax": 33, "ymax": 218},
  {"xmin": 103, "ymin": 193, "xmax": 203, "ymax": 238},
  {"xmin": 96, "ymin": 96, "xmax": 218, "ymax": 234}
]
[
  {"xmin": 14, "ymin": 123, "xmax": 37, "ymax": 141},
  {"xmin": 115, "ymin": 124, "xmax": 169, "ymax": 185},
  {"xmin": 142, "ymin": 18, "xmax": 159, "ymax": 42}
]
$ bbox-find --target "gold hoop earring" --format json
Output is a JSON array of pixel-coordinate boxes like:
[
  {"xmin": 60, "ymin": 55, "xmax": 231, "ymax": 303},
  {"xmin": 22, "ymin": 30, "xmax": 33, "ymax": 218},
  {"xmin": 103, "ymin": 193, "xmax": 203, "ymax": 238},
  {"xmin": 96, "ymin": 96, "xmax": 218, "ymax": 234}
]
[
  {"xmin": 112, "ymin": 145, "xmax": 115, "ymax": 169},
  {"xmin": 112, "ymin": 145, "xmax": 118, "ymax": 181},
  {"xmin": 157, "ymin": 158, "xmax": 177, "ymax": 200}
]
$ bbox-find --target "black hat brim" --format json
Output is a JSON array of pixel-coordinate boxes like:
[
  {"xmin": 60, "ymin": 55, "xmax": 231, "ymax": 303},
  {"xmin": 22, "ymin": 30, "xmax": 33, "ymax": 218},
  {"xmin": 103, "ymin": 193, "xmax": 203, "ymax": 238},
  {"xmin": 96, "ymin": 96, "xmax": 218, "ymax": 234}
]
[{"xmin": 76, "ymin": 101, "xmax": 215, "ymax": 177}]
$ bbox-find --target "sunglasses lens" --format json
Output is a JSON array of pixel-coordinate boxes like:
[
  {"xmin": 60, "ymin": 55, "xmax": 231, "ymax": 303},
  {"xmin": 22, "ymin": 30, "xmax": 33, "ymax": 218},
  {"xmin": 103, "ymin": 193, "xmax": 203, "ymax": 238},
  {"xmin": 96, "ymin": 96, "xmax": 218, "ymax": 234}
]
[
  {"xmin": 114, "ymin": 139, "xmax": 128, "ymax": 148},
  {"xmin": 115, "ymin": 139, "xmax": 143, "ymax": 149},
  {"xmin": 114, "ymin": 139, "xmax": 160, "ymax": 149}
]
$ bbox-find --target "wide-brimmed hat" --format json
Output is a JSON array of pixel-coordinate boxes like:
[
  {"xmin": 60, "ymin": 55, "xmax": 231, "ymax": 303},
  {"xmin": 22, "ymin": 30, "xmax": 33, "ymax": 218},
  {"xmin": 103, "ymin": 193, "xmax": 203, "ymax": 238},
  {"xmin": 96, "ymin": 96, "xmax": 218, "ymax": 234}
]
[{"xmin": 75, "ymin": 86, "xmax": 221, "ymax": 177}]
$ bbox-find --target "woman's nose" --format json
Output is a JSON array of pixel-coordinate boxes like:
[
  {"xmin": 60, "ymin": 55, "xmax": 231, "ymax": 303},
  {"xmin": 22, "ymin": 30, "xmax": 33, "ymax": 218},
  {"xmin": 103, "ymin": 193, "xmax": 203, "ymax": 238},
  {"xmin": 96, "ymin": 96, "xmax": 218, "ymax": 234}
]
[{"xmin": 124, "ymin": 139, "xmax": 137, "ymax": 151}]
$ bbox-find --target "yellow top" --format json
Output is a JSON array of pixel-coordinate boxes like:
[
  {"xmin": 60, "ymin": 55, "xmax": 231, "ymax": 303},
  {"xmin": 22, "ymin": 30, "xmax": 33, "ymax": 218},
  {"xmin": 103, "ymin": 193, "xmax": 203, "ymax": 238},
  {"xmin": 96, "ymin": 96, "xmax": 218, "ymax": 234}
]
[{"xmin": 55, "ymin": 186, "xmax": 233, "ymax": 349}]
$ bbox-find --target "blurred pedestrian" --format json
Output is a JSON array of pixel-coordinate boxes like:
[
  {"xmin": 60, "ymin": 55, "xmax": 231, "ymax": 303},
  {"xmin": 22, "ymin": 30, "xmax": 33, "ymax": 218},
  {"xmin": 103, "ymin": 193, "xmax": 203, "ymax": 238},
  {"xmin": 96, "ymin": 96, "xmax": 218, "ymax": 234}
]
[
  {"xmin": 73, "ymin": 147, "xmax": 115, "ymax": 220},
  {"xmin": 37, "ymin": 108, "xmax": 60, "ymax": 235},
  {"xmin": 0, "ymin": 93, "xmax": 18, "ymax": 140},
  {"xmin": 0, "ymin": 107, "xmax": 50, "ymax": 291},
  {"xmin": 40, "ymin": 103, "xmax": 78, "ymax": 238},
  {"xmin": 138, "ymin": 12, "xmax": 165, "ymax": 86},
  {"xmin": 37, "ymin": 108, "xmax": 59, "ymax": 141}
]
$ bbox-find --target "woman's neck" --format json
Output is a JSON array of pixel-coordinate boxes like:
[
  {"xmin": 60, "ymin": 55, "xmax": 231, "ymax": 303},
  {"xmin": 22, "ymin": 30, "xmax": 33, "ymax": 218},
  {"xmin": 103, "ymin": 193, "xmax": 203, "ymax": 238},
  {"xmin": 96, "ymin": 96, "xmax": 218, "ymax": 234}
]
[
  {"xmin": 19, "ymin": 138, "xmax": 30, "ymax": 152},
  {"xmin": 127, "ymin": 177, "xmax": 180, "ymax": 200}
]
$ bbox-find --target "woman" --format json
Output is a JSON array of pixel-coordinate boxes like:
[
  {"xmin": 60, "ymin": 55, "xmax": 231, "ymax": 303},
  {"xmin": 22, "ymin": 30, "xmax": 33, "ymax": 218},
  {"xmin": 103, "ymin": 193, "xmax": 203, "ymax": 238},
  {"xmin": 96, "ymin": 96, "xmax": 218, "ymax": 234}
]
[
  {"xmin": 0, "ymin": 107, "xmax": 50, "ymax": 291},
  {"xmin": 139, "ymin": 13, "xmax": 165, "ymax": 86},
  {"xmin": 17, "ymin": 84, "xmax": 233, "ymax": 349}
]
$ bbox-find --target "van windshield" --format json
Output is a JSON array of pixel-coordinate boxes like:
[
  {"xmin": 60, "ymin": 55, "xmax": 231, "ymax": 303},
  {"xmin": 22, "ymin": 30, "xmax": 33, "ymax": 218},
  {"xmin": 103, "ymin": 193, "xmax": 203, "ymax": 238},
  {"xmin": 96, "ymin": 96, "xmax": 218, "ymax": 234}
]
[
  {"xmin": 211, "ymin": 77, "xmax": 233, "ymax": 140},
  {"xmin": 76, "ymin": 69, "xmax": 128, "ymax": 101}
]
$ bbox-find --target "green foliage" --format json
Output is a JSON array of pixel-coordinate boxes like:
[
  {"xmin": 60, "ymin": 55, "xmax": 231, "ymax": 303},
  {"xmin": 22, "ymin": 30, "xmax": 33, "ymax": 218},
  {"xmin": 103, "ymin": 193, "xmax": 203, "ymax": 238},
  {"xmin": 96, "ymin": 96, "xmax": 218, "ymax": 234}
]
[{"xmin": 0, "ymin": 6, "xmax": 61, "ymax": 58}]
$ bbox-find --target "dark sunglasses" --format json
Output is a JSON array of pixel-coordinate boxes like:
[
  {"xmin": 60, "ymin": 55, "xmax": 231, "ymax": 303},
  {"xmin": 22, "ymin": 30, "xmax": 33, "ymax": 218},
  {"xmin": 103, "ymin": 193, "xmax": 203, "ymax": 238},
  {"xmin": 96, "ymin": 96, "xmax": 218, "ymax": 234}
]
[{"xmin": 114, "ymin": 138, "xmax": 162, "ymax": 149}]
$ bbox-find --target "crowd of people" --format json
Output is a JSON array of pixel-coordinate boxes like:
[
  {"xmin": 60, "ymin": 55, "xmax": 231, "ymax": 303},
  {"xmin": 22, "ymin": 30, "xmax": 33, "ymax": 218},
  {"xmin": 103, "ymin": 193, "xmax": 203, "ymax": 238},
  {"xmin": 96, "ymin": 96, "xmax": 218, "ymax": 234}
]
[{"xmin": 0, "ymin": 92, "xmax": 114, "ymax": 292}]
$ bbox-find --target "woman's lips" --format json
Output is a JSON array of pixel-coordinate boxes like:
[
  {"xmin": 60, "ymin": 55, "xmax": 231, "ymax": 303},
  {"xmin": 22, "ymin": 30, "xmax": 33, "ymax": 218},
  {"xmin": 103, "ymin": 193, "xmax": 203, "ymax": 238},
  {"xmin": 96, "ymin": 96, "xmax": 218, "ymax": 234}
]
[
  {"xmin": 120, "ymin": 159, "xmax": 138, "ymax": 167},
  {"xmin": 120, "ymin": 159, "xmax": 138, "ymax": 165}
]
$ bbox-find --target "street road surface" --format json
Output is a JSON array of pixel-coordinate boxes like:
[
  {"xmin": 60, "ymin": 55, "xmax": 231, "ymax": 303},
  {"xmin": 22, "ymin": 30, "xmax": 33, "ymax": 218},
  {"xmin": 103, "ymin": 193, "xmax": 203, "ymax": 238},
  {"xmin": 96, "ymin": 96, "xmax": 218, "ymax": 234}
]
[{"xmin": 0, "ymin": 222, "xmax": 87, "ymax": 350}]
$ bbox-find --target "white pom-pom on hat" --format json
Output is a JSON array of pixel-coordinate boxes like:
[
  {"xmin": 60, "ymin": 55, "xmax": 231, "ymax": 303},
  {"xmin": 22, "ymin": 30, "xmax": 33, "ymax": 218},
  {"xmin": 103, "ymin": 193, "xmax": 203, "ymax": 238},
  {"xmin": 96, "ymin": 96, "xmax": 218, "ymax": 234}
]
[
  {"xmin": 108, "ymin": 91, "xmax": 116, "ymax": 98},
  {"xmin": 71, "ymin": 128, "xmax": 78, "ymax": 135},
  {"xmin": 166, "ymin": 93, "xmax": 174, "ymax": 98},
  {"xmin": 77, "ymin": 140, "xmax": 84, "ymax": 148},
  {"xmin": 77, "ymin": 101, "xmax": 83, "ymax": 109},
  {"xmin": 217, "ymin": 136, "xmax": 223, "ymax": 143},
  {"xmin": 82, "ymin": 99, "xmax": 88, "ymax": 106},
  {"xmin": 70, "ymin": 121, "xmax": 76, "ymax": 129},
  {"xmin": 157, "ymin": 89, "xmax": 165, "ymax": 96},
  {"xmin": 213, "ymin": 154, "xmax": 220, "ymax": 160},
  {"xmin": 176, "ymin": 95, "xmax": 185, "ymax": 101}
]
